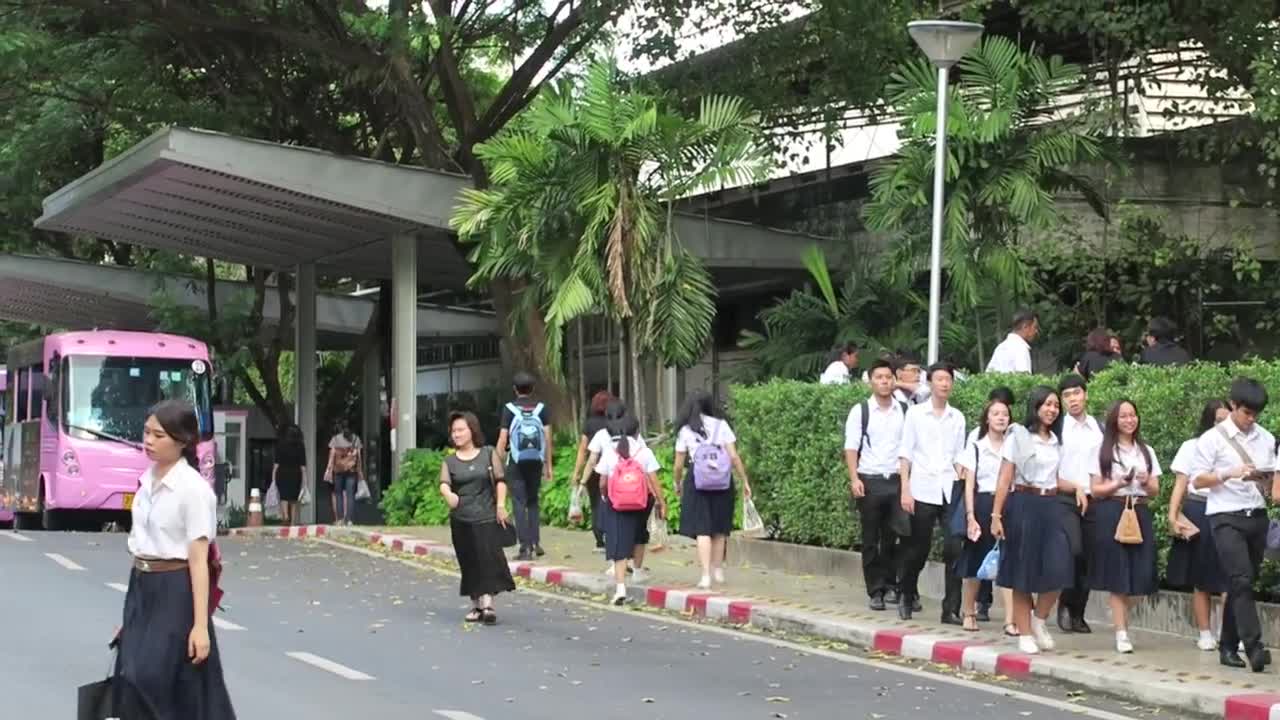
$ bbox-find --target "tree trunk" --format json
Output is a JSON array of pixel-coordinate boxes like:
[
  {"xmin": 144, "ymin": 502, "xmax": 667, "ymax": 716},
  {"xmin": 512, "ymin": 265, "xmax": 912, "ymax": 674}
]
[
  {"xmin": 605, "ymin": 320, "xmax": 612, "ymax": 397},
  {"xmin": 488, "ymin": 277, "xmax": 572, "ymax": 425},
  {"xmin": 575, "ymin": 318, "xmax": 586, "ymax": 428},
  {"xmin": 630, "ymin": 319, "xmax": 645, "ymax": 432},
  {"xmin": 617, "ymin": 320, "xmax": 627, "ymax": 403}
]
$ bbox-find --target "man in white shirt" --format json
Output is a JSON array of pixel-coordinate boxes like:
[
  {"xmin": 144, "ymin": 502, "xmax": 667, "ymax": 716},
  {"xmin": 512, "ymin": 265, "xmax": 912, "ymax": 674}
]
[
  {"xmin": 898, "ymin": 363, "xmax": 967, "ymax": 622},
  {"xmin": 1191, "ymin": 378, "xmax": 1279, "ymax": 672},
  {"xmin": 819, "ymin": 343, "xmax": 860, "ymax": 385},
  {"xmin": 845, "ymin": 358, "xmax": 909, "ymax": 611},
  {"xmin": 1054, "ymin": 374, "xmax": 1102, "ymax": 634},
  {"xmin": 892, "ymin": 351, "xmax": 931, "ymax": 405},
  {"xmin": 985, "ymin": 309, "xmax": 1039, "ymax": 373}
]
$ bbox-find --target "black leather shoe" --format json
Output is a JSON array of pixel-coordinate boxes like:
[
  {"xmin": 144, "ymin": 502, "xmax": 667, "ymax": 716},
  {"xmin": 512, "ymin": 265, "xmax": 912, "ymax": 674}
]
[
  {"xmin": 940, "ymin": 611, "xmax": 963, "ymax": 626},
  {"xmin": 1220, "ymin": 650, "xmax": 1247, "ymax": 669},
  {"xmin": 975, "ymin": 604, "xmax": 991, "ymax": 622},
  {"xmin": 912, "ymin": 598, "xmax": 923, "ymax": 612},
  {"xmin": 1057, "ymin": 606, "xmax": 1074, "ymax": 633},
  {"xmin": 898, "ymin": 602, "xmax": 912, "ymax": 620},
  {"xmin": 534, "ymin": 545, "xmax": 546, "ymax": 557},
  {"xmin": 1070, "ymin": 617, "xmax": 1092, "ymax": 634},
  {"xmin": 885, "ymin": 589, "xmax": 901, "ymax": 606},
  {"xmin": 869, "ymin": 594, "xmax": 886, "ymax": 611},
  {"xmin": 1247, "ymin": 644, "xmax": 1268, "ymax": 673}
]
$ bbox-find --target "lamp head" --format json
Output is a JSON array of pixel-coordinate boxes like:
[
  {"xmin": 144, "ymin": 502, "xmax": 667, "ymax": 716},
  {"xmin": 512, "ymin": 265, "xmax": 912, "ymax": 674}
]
[{"xmin": 907, "ymin": 20, "xmax": 984, "ymax": 68}]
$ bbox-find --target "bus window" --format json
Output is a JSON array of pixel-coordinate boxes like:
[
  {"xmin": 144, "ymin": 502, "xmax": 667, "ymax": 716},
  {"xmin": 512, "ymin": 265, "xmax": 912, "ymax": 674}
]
[
  {"xmin": 15, "ymin": 367, "xmax": 29, "ymax": 422},
  {"xmin": 62, "ymin": 356, "xmax": 214, "ymax": 443},
  {"xmin": 28, "ymin": 365, "xmax": 44, "ymax": 422}
]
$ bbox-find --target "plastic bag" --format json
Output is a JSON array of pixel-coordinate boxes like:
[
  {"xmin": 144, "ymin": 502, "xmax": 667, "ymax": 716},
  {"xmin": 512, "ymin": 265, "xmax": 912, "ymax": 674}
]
[
  {"xmin": 647, "ymin": 511, "xmax": 669, "ymax": 552},
  {"xmin": 297, "ymin": 483, "xmax": 311, "ymax": 506},
  {"xmin": 355, "ymin": 478, "xmax": 372, "ymax": 502},
  {"xmin": 976, "ymin": 542, "xmax": 1001, "ymax": 581},
  {"xmin": 742, "ymin": 497, "xmax": 765, "ymax": 538},
  {"xmin": 263, "ymin": 480, "xmax": 280, "ymax": 517},
  {"xmin": 568, "ymin": 484, "xmax": 586, "ymax": 524}
]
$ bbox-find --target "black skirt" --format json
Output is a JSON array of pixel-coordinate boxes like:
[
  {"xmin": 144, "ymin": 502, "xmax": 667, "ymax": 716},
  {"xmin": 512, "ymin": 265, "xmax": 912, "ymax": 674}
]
[
  {"xmin": 115, "ymin": 567, "xmax": 236, "ymax": 720},
  {"xmin": 678, "ymin": 475, "xmax": 735, "ymax": 539},
  {"xmin": 451, "ymin": 519, "xmax": 517, "ymax": 598},
  {"xmin": 996, "ymin": 491, "xmax": 1073, "ymax": 594},
  {"xmin": 275, "ymin": 465, "xmax": 302, "ymax": 503},
  {"xmin": 1088, "ymin": 498, "xmax": 1157, "ymax": 596},
  {"xmin": 603, "ymin": 497, "xmax": 654, "ymax": 562},
  {"xmin": 959, "ymin": 492, "xmax": 997, "ymax": 578},
  {"xmin": 1166, "ymin": 498, "xmax": 1228, "ymax": 593}
]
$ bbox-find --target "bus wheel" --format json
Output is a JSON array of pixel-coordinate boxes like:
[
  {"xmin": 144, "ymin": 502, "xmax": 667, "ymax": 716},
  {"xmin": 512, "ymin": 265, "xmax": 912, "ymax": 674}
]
[
  {"xmin": 38, "ymin": 484, "xmax": 63, "ymax": 532},
  {"xmin": 13, "ymin": 512, "xmax": 41, "ymax": 531}
]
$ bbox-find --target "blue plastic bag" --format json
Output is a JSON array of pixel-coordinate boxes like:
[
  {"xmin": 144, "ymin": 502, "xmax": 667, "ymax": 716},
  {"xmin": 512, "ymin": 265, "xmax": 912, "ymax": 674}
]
[{"xmin": 976, "ymin": 542, "xmax": 1001, "ymax": 581}]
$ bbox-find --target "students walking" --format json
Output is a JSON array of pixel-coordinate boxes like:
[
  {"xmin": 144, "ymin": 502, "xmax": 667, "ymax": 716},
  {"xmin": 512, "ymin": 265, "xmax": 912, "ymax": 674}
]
[
  {"xmin": 991, "ymin": 386, "xmax": 1073, "ymax": 655},
  {"xmin": 1056, "ymin": 374, "xmax": 1102, "ymax": 634},
  {"xmin": 1190, "ymin": 378, "xmax": 1278, "ymax": 672},
  {"xmin": 591, "ymin": 410, "xmax": 666, "ymax": 605},
  {"xmin": 673, "ymin": 390, "xmax": 752, "ymax": 590},
  {"xmin": 497, "ymin": 371, "xmax": 554, "ymax": 561},
  {"xmin": 116, "ymin": 399, "xmax": 235, "ymax": 720},
  {"xmin": 957, "ymin": 398, "xmax": 1011, "ymax": 632},
  {"xmin": 439, "ymin": 411, "xmax": 516, "ymax": 625},
  {"xmin": 845, "ymin": 358, "xmax": 909, "ymax": 611},
  {"xmin": 897, "ymin": 363, "xmax": 967, "ymax": 623},
  {"xmin": 1087, "ymin": 400, "xmax": 1161, "ymax": 653},
  {"xmin": 1167, "ymin": 399, "xmax": 1231, "ymax": 651},
  {"xmin": 580, "ymin": 400, "xmax": 649, "ymax": 578},
  {"xmin": 571, "ymin": 390, "xmax": 614, "ymax": 551}
]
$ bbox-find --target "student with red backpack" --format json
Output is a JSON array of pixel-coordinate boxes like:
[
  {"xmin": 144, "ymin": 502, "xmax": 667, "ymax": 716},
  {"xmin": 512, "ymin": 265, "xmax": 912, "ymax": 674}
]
[
  {"xmin": 672, "ymin": 390, "xmax": 753, "ymax": 590},
  {"xmin": 590, "ymin": 407, "xmax": 665, "ymax": 605}
]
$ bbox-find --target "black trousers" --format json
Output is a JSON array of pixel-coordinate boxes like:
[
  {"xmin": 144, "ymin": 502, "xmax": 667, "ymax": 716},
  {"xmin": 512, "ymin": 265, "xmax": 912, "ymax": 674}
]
[
  {"xmin": 507, "ymin": 460, "xmax": 543, "ymax": 550},
  {"xmin": 901, "ymin": 500, "xmax": 961, "ymax": 616},
  {"xmin": 1058, "ymin": 495, "xmax": 1094, "ymax": 619},
  {"xmin": 585, "ymin": 473, "xmax": 605, "ymax": 547},
  {"xmin": 854, "ymin": 474, "xmax": 903, "ymax": 599},
  {"xmin": 1211, "ymin": 511, "xmax": 1269, "ymax": 651}
]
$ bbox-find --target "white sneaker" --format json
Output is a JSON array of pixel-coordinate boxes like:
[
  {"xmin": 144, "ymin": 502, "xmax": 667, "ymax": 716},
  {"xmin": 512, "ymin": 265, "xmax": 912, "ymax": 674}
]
[
  {"xmin": 1197, "ymin": 632, "xmax": 1218, "ymax": 651},
  {"xmin": 613, "ymin": 584, "xmax": 627, "ymax": 605},
  {"xmin": 712, "ymin": 568, "xmax": 726, "ymax": 584},
  {"xmin": 603, "ymin": 562, "xmax": 615, "ymax": 577},
  {"xmin": 1018, "ymin": 635, "xmax": 1040, "ymax": 654},
  {"xmin": 1031, "ymin": 616, "xmax": 1056, "ymax": 651},
  {"xmin": 1116, "ymin": 631, "xmax": 1134, "ymax": 654},
  {"xmin": 695, "ymin": 576, "xmax": 712, "ymax": 590},
  {"xmin": 631, "ymin": 568, "xmax": 650, "ymax": 584}
]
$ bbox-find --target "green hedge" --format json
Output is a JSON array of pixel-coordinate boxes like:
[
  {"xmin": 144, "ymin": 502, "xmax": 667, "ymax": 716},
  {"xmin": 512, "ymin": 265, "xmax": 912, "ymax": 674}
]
[{"xmin": 729, "ymin": 361, "xmax": 1280, "ymax": 595}]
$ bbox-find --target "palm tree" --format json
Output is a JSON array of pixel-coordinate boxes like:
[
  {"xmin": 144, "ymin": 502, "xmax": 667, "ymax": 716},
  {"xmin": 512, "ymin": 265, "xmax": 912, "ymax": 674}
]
[{"xmin": 453, "ymin": 60, "xmax": 768, "ymax": 427}]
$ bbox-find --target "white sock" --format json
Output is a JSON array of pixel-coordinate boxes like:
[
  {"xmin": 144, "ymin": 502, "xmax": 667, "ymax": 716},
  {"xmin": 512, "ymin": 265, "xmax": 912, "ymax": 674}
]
[
  {"xmin": 1199, "ymin": 630, "xmax": 1215, "ymax": 642},
  {"xmin": 615, "ymin": 583, "xmax": 626, "ymax": 595},
  {"xmin": 1116, "ymin": 630, "xmax": 1129, "ymax": 641}
]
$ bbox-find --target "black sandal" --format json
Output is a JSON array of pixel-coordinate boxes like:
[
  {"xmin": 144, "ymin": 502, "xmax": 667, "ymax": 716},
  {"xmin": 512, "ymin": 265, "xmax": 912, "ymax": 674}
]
[
  {"xmin": 464, "ymin": 608, "xmax": 483, "ymax": 623},
  {"xmin": 481, "ymin": 608, "xmax": 497, "ymax": 625},
  {"xmin": 963, "ymin": 614, "xmax": 980, "ymax": 632},
  {"xmin": 1003, "ymin": 623, "xmax": 1020, "ymax": 637}
]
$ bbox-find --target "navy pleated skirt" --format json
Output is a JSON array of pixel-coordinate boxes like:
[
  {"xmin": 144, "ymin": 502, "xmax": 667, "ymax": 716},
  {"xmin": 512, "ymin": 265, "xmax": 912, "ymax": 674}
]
[
  {"xmin": 679, "ymin": 476, "xmax": 735, "ymax": 539},
  {"xmin": 115, "ymin": 567, "xmax": 236, "ymax": 720},
  {"xmin": 603, "ymin": 497, "xmax": 654, "ymax": 562},
  {"xmin": 996, "ymin": 491, "xmax": 1073, "ymax": 594},
  {"xmin": 959, "ymin": 492, "xmax": 997, "ymax": 578},
  {"xmin": 1166, "ymin": 498, "xmax": 1228, "ymax": 593},
  {"xmin": 1088, "ymin": 498, "xmax": 1157, "ymax": 595},
  {"xmin": 451, "ymin": 519, "xmax": 517, "ymax": 598}
]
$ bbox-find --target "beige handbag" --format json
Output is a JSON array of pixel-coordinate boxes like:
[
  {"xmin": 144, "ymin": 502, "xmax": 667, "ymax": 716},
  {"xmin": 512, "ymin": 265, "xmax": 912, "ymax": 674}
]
[{"xmin": 1114, "ymin": 496, "xmax": 1143, "ymax": 545}]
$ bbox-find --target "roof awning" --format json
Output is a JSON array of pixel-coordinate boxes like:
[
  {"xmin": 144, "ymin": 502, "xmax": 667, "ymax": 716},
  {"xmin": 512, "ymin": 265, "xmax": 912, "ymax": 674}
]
[{"xmin": 0, "ymin": 254, "xmax": 496, "ymax": 349}]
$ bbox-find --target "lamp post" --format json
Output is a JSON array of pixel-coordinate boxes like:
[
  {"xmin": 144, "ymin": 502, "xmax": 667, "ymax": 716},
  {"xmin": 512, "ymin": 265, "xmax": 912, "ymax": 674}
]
[{"xmin": 907, "ymin": 20, "xmax": 983, "ymax": 365}]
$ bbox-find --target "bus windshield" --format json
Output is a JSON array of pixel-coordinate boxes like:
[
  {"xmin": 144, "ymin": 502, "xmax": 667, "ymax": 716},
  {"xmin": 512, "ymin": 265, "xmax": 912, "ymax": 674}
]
[{"xmin": 62, "ymin": 355, "xmax": 213, "ymax": 444}]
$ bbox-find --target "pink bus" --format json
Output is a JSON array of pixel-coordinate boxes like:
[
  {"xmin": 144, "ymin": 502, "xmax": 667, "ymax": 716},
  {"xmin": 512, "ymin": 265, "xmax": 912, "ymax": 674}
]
[
  {"xmin": 1, "ymin": 331, "xmax": 217, "ymax": 531},
  {"xmin": 0, "ymin": 369, "xmax": 10, "ymax": 526}
]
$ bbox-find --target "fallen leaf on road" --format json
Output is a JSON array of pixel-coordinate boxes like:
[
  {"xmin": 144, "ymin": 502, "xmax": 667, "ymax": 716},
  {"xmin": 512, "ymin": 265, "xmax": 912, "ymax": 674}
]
[
  {"xmin": 642, "ymin": 697, "xmax": 655, "ymax": 704},
  {"xmin": 766, "ymin": 696, "xmax": 790, "ymax": 703}
]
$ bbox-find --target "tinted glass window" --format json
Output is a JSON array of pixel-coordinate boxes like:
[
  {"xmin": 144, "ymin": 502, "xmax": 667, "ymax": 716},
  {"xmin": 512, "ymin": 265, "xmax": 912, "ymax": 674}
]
[
  {"xmin": 62, "ymin": 356, "xmax": 213, "ymax": 443},
  {"xmin": 15, "ymin": 367, "xmax": 29, "ymax": 422}
]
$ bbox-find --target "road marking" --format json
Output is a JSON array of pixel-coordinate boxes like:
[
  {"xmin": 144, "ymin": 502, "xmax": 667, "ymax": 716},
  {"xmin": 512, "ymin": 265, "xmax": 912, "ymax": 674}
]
[
  {"xmin": 319, "ymin": 538, "xmax": 1137, "ymax": 720},
  {"xmin": 285, "ymin": 651, "xmax": 374, "ymax": 680},
  {"xmin": 434, "ymin": 712, "xmax": 486, "ymax": 720},
  {"xmin": 105, "ymin": 582, "xmax": 246, "ymax": 631},
  {"xmin": 0, "ymin": 531, "xmax": 33, "ymax": 542},
  {"xmin": 45, "ymin": 552, "xmax": 85, "ymax": 571}
]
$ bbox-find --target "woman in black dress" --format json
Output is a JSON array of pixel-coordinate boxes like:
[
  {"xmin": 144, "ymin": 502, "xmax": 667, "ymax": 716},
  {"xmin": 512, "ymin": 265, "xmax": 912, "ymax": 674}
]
[
  {"xmin": 439, "ymin": 411, "xmax": 516, "ymax": 624},
  {"xmin": 571, "ymin": 390, "xmax": 613, "ymax": 551},
  {"xmin": 1073, "ymin": 327, "xmax": 1120, "ymax": 381},
  {"xmin": 272, "ymin": 424, "xmax": 306, "ymax": 526}
]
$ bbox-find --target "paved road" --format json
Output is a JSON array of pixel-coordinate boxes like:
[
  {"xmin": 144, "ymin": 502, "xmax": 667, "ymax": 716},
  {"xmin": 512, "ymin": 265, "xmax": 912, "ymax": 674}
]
[{"xmin": 1, "ymin": 529, "xmax": 1171, "ymax": 720}]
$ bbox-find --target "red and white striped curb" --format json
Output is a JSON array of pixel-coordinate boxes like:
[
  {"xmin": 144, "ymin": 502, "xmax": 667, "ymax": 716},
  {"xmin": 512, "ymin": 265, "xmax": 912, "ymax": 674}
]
[{"xmin": 234, "ymin": 524, "xmax": 1279, "ymax": 719}]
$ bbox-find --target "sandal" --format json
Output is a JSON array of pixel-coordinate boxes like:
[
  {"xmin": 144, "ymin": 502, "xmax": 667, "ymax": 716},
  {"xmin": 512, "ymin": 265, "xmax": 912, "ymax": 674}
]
[
  {"xmin": 464, "ymin": 608, "xmax": 483, "ymax": 623},
  {"xmin": 963, "ymin": 614, "xmax": 980, "ymax": 632},
  {"xmin": 1003, "ymin": 623, "xmax": 1020, "ymax": 637},
  {"xmin": 480, "ymin": 608, "xmax": 497, "ymax": 625}
]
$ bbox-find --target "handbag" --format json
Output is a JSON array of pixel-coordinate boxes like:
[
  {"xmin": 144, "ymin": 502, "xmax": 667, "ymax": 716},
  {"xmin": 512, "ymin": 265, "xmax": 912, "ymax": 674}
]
[
  {"xmin": 742, "ymin": 496, "xmax": 765, "ymax": 538},
  {"xmin": 568, "ymin": 484, "xmax": 586, "ymax": 523},
  {"xmin": 947, "ymin": 480, "xmax": 967, "ymax": 538},
  {"xmin": 496, "ymin": 520, "xmax": 518, "ymax": 548},
  {"xmin": 1114, "ymin": 496, "xmax": 1143, "ymax": 545},
  {"xmin": 976, "ymin": 542, "xmax": 1001, "ymax": 581},
  {"xmin": 648, "ymin": 511, "xmax": 669, "ymax": 551}
]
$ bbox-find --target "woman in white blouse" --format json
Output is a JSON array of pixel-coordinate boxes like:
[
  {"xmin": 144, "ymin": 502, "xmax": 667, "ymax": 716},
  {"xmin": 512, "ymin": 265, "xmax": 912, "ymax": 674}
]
[
  {"xmin": 116, "ymin": 399, "xmax": 235, "ymax": 719},
  {"xmin": 1087, "ymin": 400, "xmax": 1161, "ymax": 654},
  {"xmin": 589, "ymin": 409, "xmax": 666, "ymax": 605},
  {"xmin": 956, "ymin": 399, "xmax": 1013, "ymax": 633}
]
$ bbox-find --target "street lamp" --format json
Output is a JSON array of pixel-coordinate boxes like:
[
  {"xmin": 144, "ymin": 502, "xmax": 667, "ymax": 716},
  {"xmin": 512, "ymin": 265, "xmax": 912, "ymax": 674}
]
[{"xmin": 906, "ymin": 19, "xmax": 983, "ymax": 365}]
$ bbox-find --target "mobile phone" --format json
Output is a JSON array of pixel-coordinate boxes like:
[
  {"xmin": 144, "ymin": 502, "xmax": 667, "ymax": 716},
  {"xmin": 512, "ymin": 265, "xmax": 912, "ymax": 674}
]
[{"xmin": 1124, "ymin": 467, "xmax": 1137, "ymax": 483}]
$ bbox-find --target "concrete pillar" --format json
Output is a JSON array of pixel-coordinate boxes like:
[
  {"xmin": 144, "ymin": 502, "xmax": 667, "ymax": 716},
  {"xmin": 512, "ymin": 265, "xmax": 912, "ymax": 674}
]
[
  {"xmin": 664, "ymin": 364, "xmax": 679, "ymax": 426},
  {"xmin": 294, "ymin": 263, "xmax": 317, "ymax": 524},
  {"xmin": 391, "ymin": 233, "xmax": 418, "ymax": 481},
  {"xmin": 361, "ymin": 340, "xmax": 381, "ymax": 499}
]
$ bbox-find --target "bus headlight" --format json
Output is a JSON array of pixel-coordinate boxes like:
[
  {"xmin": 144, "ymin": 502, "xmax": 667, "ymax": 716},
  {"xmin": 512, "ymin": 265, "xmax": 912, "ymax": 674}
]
[
  {"xmin": 61, "ymin": 449, "xmax": 80, "ymax": 477},
  {"xmin": 199, "ymin": 452, "xmax": 215, "ymax": 482}
]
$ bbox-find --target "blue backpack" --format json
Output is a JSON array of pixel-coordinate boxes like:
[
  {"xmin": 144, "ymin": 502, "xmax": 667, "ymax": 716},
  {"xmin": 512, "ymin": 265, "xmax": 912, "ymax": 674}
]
[{"xmin": 506, "ymin": 402, "xmax": 546, "ymax": 463}]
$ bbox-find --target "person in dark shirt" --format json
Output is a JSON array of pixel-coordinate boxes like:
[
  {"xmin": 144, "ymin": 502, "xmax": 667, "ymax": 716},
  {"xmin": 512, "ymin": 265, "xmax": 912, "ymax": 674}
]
[
  {"xmin": 1073, "ymin": 328, "xmax": 1120, "ymax": 381},
  {"xmin": 496, "ymin": 371, "xmax": 554, "ymax": 561},
  {"xmin": 1139, "ymin": 317, "xmax": 1193, "ymax": 366},
  {"xmin": 571, "ymin": 390, "xmax": 613, "ymax": 550}
]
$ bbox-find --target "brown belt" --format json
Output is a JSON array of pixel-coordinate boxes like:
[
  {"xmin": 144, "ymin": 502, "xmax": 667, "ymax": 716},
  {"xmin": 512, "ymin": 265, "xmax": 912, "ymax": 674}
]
[
  {"xmin": 133, "ymin": 557, "xmax": 187, "ymax": 573},
  {"xmin": 1104, "ymin": 495, "xmax": 1149, "ymax": 505},
  {"xmin": 1013, "ymin": 485, "xmax": 1056, "ymax": 496}
]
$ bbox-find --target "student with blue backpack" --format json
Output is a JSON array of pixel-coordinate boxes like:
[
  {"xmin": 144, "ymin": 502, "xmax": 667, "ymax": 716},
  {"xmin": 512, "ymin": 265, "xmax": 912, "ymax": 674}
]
[
  {"xmin": 496, "ymin": 371, "xmax": 554, "ymax": 561},
  {"xmin": 590, "ymin": 408, "xmax": 665, "ymax": 605},
  {"xmin": 672, "ymin": 390, "xmax": 753, "ymax": 590}
]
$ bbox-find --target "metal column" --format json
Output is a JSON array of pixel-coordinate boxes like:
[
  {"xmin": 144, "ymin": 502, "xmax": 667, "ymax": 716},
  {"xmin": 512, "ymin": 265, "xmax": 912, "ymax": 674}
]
[
  {"xmin": 295, "ymin": 263, "xmax": 317, "ymax": 524},
  {"xmin": 361, "ymin": 339, "xmax": 382, "ymax": 500},
  {"xmin": 391, "ymin": 234, "xmax": 418, "ymax": 480}
]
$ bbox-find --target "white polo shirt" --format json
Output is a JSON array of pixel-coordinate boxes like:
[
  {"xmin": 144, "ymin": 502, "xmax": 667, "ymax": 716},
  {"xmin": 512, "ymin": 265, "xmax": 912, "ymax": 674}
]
[
  {"xmin": 1001, "ymin": 425, "xmax": 1062, "ymax": 490},
  {"xmin": 986, "ymin": 333, "xmax": 1032, "ymax": 373},
  {"xmin": 899, "ymin": 402, "xmax": 967, "ymax": 505},
  {"xmin": 1170, "ymin": 438, "xmax": 1207, "ymax": 499},
  {"xmin": 1087, "ymin": 443, "xmax": 1161, "ymax": 497},
  {"xmin": 1190, "ymin": 417, "xmax": 1276, "ymax": 516},
  {"xmin": 128, "ymin": 459, "xmax": 218, "ymax": 560},
  {"xmin": 844, "ymin": 396, "xmax": 908, "ymax": 476},
  {"xmin": 1059, "ymin": 413, "xmax": 1103, "ymax": 493},
  {"xmin": 819, "ymin": 361, "xmax": 850, "ymax": 385},
  {"xmin": 957, "ymin": 433, "xmax": 1006, "ymax": 494}
]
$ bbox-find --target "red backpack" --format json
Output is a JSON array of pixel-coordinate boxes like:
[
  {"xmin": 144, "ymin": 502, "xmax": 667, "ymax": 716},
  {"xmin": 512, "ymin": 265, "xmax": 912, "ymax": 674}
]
[{"xmin": 608, "ymin": 452, "xmax": 650, "ymax": 512}]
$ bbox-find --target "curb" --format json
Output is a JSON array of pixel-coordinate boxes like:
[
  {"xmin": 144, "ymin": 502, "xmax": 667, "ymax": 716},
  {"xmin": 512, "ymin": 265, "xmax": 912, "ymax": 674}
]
[{"xmin": 231, "ymin": 525, "xmax": 1280, "ymax": 719}]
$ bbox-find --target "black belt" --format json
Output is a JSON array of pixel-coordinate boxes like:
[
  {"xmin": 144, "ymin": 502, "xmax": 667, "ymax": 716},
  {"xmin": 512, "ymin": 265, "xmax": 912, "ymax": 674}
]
[
  {"xmin": 858, "ymin": 473, "xmax": 900, "ymax": 482},
  {"xmin": 1216, "ymin": 507, "xmax": 1266, "ymax": 518},
  {"xmin": 1183, "ymin": 494, "xmax": 1207, "ymax": 505}
]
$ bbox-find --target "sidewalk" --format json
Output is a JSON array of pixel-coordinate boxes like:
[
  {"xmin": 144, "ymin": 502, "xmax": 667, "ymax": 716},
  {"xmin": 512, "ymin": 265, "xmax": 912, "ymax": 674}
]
[{"xmin": 235, "ymin": 523, "xmax": 1280, "ymax": 720}]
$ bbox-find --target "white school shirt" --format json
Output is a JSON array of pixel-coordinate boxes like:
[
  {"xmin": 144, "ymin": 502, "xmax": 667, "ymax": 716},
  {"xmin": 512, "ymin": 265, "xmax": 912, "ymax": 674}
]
[
  {"xmin": 844, "ymin": 397, "xmax": 908, "ymax": 476},
  {"xmin": 127, "ymin": 459, "xmax": 218, "ymax": 560},
  {"xmin": 675, "ymin": 416, "xmax": 737, "ymax": 454},
  {"xmin": 1190, "ymin": 417, "xmax": 1276, "ymax": 516},
  {"xmin": 985, "ymin": 333, "xmax": 1032, "ymax": 373},
  {"xmin": 589, "ymin": 428, "xmax": 647, "ymax": 456},
  {"xmin": 819, "ymin": 361, "xmax": 850, "ymax": 385},
  {"xmin": 957, "ymin": 433, "xmax": 1006, "ymax": 494},
  {"xmin": 899, "ymin": 402, "xmax": 967, "ymax": 505},
  {"xmin": 594, "ymin": 436, "xmax": 662, "ymax": 477},
  {"xmin": 1170, "ymin": 438, "xmax": 1207, "ymax": 499},
  {"xmin": 1001, "ymin": 425, "xmax": 1062, "ymax": 490},
  {"xmin": 1059, "ymin": 413, "xmax": 1103, "ymax": 493},
  {"xmin": 1087, "ymin": 443, "xmax": 1162, "ymax": 497},
  {"xmin": 967, "ymin": 422, "xmax": 1022, "ymax": 445}
]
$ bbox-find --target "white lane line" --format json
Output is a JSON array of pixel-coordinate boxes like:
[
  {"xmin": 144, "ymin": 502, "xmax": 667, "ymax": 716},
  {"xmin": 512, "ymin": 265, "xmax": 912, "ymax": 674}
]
[
  {"xmin": 0, "ymin": 531, "xmax": 33, "ymax": 542},
  {"xmin": 434, "ymin": 711, "xmax": 486, "ymax": 720},
  {"xmin": 285, "ymin": 651, "xmax": 374, "ymax": 680},
  {"xmin": 45, "ymin": 552, "xmax": 85, "ymax": 571},
  {"xmin": 105, "ymin": 582, "xmax": 246, "ymax": 631}
]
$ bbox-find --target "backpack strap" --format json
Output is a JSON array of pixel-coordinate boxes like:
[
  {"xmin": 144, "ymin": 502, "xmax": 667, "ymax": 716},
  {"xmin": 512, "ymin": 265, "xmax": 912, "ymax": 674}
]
[
  {"xmin": 858, "ymin": 400, "xmax": 870, "ymax": 452},
  {"xmin": 531, "ymin": 402, "xmax": 544, "ymax": 417},
  {"xmin": 1217, "ymin": 424, "xmax": 1255, "ymax": 466},
  {"xmin": 974, "ymin": 441, "xmax": 980, "ymax": 478}
]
